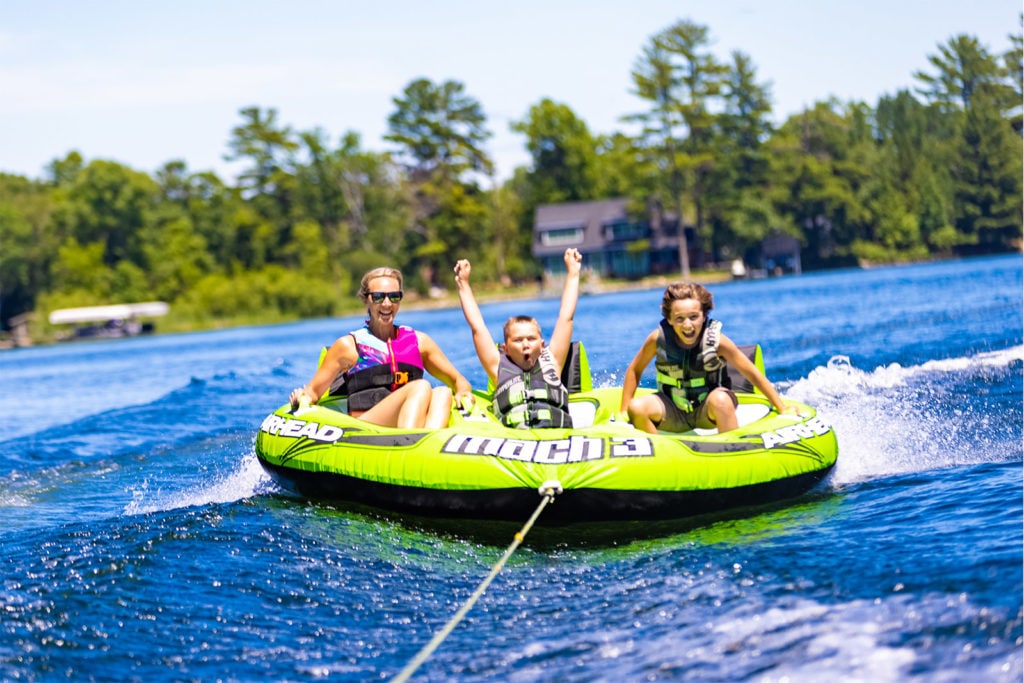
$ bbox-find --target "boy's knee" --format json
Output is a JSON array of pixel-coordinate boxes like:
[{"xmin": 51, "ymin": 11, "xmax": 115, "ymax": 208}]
[
  {"xmin": 628, "ymin": 395, "xmax": 656, "ymax": 421},
  {"xmin": 707, "ymin": 389, "xmax": 736, "ymax": 413}
]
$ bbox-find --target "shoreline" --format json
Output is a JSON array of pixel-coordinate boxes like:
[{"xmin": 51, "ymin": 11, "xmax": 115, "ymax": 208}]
[
  {"xmin": 2, "ymin": 269, "xmax": 737, "ymax": 348},
  {"xmin": 9, "ymin": 249, "xmax": 1015, "ymax": 347},
  {"xmin": 398, "ymin": 269, "xmax": 735, "ymax": 312}
]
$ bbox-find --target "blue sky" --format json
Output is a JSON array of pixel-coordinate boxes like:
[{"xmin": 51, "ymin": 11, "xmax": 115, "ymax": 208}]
[{"xmin": 1, "ymin": 1, "xmax": 1019, "ymax": 183}]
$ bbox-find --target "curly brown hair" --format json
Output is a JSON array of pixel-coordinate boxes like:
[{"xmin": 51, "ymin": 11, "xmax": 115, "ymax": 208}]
[{"xmin": 661, "ymin": 282, "xmax": 714, "ymax": 319}]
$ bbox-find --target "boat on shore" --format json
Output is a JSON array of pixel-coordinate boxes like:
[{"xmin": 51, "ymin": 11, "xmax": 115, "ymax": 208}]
[
  {"xmin": 48, "ymin": 302, "xmax": 169, "ymax": 341},
  {"xmin": 254, "ymin": 346, "xmax": 838, "ymax": 529}
]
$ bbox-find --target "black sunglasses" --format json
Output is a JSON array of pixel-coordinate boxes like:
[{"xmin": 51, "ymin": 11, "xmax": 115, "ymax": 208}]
[{"xmin": 369, "ymin": 291, "xmax": 403, "ymax": 304}]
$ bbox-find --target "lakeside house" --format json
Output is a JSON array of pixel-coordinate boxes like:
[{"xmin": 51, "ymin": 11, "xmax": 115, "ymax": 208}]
[{"xmin": 532, "ymin": 197, "xmax": 801, "ymax": 279}]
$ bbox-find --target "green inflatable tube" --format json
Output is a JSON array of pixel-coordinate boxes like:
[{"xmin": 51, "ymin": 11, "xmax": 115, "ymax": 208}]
[{"xmin": 255, "ymin": 384, "xmax": 838, "ymax": 525}]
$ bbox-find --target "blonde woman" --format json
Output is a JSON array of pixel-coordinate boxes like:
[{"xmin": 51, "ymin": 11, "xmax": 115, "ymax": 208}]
[{"xmin": 290, "ymin": 267, "xmax": 473, "ymax": 429}]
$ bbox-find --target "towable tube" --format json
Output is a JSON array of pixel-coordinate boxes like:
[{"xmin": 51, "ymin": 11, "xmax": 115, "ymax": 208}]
[{"xmin": 255, "ymin": 386, "xmax": 838, "ymax": 525}]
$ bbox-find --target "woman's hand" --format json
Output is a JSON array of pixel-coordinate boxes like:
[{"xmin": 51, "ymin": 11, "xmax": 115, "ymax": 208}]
[
  {"xmin": 290, "ymin": 387, "xmax": 312, "ymax": 409},
  {"xmin": 454, "ymin": 390, "xmax": 476, "ymax": 412}
]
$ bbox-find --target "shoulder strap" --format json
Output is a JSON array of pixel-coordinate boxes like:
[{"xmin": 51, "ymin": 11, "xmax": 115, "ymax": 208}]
[
  {"xmin": 727, "ymin": 344, "xmax": 764, "ymax": 394},
  {"xmin": 559, "ymin": 340, "xmax": 591, "ymax": 393}
]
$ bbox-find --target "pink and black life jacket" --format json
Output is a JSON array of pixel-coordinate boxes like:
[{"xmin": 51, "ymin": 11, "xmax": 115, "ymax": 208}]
[{"xmin": 328, "ymin": 325, "xmax": 424, "ymax": 411}]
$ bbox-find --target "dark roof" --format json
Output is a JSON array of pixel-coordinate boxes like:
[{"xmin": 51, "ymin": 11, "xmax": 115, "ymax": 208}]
[
  {"xmin": 761, "ymin": 233, "xmax": 801, "ymax": 257},
  {"xmin": 533, "ymin": 198, "xmax": 630, "ymax": 256}
]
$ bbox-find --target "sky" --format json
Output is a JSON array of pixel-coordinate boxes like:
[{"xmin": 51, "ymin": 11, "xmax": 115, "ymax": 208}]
[{"xmin": 1, "ymin": 1, "xmax": 1019, "ymax": 184}]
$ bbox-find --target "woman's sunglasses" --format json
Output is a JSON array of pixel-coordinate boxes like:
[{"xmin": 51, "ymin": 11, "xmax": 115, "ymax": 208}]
[{"xmin": 368, "ymin": 291, "xmax": 403, "ymax": 304}]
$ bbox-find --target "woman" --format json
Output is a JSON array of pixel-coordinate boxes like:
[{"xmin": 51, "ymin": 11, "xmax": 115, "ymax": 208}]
[{"xmin": 289, "ymin": 267, "xmax": 474, "ymax": 429}]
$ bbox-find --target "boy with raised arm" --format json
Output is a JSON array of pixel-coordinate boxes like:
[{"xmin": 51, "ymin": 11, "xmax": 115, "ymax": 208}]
[{"xmin": 453, "ymin": 248, "xmax": 582, "ymax": 428}]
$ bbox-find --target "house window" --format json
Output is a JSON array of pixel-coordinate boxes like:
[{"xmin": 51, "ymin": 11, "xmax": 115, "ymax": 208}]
[
  {"xmin": 610, "ymin": 250, "xmax": 649, "ymax": 278},
  {"xmin": 541, "ymin": 227, "xmax": 584, "ymax": 246},
  {"xmin": 604, "ymin": 221, "xmax": 646, "ymax": 241}
]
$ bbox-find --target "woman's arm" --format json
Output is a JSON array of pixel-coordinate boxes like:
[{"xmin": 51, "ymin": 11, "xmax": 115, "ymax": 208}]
[
  {"xmin": 290, "ymin": 335, "xmax": 357, "ymax": 408},
  {"xmin": 417, "ymin": 331, "xmax": 474, "ymax": 403}
]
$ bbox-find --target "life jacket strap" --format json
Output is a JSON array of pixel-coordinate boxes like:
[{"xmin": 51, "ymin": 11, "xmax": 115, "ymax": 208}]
[{"xmin": 657, "ymin": 371, "xmax": 705, "ymax": 389}]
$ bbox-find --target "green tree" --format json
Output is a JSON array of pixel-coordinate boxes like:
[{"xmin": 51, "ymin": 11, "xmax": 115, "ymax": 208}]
[
  {"xmin": 143, "ymin": 214, "xmax": 213, "ymax": 301},
  {"xmin": 385, "ymin": 78, "xmax": 493, "ymax": 183},
  {"xmin": 593, "ymin": 132, "xmax": 659, "ymax": 202},
  {"xmin": 486, "ymin": 182, "xmax": 529, "ymax": 281},
  {"xmin": 0, "ymin": 174, "xmax": 58, "ymax": 326},
  {"xmin": 282, "ymin": 220, "xmax": 330, "ymax": 274},
  {"xmin": 334, "ymin": 133, "xmax": 410, "ymax": 265},
  {"xmin": 915, "ymin": 34, "xmax": 1023, "ymax": 252},
  {"xmin": 706, "ymin": 50, "xmax": 778, "ymax": 260},
  {"xmin": 627, "ymin": 18, "xmax": 728, "ymax": 277},
  {"xmin": 872, "ymin": 90, "xmax": 959, "ymax": 258},
  {"xmin": 54, "ymin": 159, "xmax": 160, "ymax": 270},
  {"xmin": 46, "ymin": 151, "xmax": 84, "ymax": 187},
  {"xmin": 290, "ymin": 130, "xmax": 409, "ymax": 288},
  {"xmin": 154, "ymin": 163, "xmax": 242, "ymax": 274},
  {"xmin": 511, "ymin": 98, "xmax": 600, "ymax": 204},
  {"xmin": 1006, "ymin": 20, "xmax": 1023, "ymax": 133},
  {"xmin": 385, "ymin": 78, "xmax": 493, "ymax": 287},
  {"xmin": 225, "ymin": 105, "xmax": 299, "ymax": 230},
  {"xmin": 155, "ymin": 160, "xmax": 191, "ymax": 204},
  {"xmin": 770, "ymin": 102, "xmax": 867, "ymax": 268},
  {"xmin": 294, "ymin": 129, "xmax": 344, "ymax": 226},
  {"xmin": 47, "ymin": 238, "xmax": 112, "ymax": 300}
]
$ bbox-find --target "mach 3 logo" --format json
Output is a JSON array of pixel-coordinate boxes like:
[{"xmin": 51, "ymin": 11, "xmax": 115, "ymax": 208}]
[{"xmin": 442, "ymin": 434, "xmax": 653, "ymax": 463}]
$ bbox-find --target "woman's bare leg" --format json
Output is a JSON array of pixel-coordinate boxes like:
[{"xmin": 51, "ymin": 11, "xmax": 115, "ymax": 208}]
[
  {"xmin": 358, "ymin": 380, "xmax": 432, "ymax": 428},
  {"xmin": 424, "ymin": 386, "xmax": 454, "ymax": 429}
]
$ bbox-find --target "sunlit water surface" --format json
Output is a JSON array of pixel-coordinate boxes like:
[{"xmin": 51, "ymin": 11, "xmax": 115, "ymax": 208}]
[{"xmin": 1, "ymin": 255, "xmax": 1021, "ymax": 681}]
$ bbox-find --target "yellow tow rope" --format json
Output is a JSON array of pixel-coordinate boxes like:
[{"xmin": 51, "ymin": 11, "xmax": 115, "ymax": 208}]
[{"xmin": 390, "ymin": 480, "xmax": 563, "ymax": 683}]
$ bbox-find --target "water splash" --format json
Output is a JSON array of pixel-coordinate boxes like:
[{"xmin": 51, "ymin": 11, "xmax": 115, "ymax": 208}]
[
  {"xmin": 786, "ymin": 346, "xmax": 1023, "ymax": 398},
  {"xmin": 783, "ymin": 346, "xmax": 1023, "ymax": 485},
  {"xmin": 124, "ymin": 452, "xmax": 272, "ymax": 515}
]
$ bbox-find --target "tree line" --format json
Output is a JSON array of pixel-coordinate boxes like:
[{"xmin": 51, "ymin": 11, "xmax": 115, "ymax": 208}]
[{"xmin": 1, "ymin": 18, "xmax": 1020, "ymax": 338}]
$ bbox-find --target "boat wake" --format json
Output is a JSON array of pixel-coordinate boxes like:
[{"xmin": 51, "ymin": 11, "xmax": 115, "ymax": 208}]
[
  {"xmin": 782, "ymin": 346, "xmax": 1023, "ymax": 485},
  {"xmin": 124, "ymin": 452, "xmax": 272, "ymax": 516},
  {"xmin": 109, "ymin": 347, "xmax": 1024, "ymax": 516}
]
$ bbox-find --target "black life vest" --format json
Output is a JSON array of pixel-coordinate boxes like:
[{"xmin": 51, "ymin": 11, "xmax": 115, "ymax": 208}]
[
  {"xmin": 655, "ymin": 318, "xmax": 731, "ymax": 413},
  {"xmin": 492, "ymin": 346, "xmax": 572, "ymax": 429},
  {"xmin": 328, "ymin": 325, "xmax": 424, "ymax": 412}
]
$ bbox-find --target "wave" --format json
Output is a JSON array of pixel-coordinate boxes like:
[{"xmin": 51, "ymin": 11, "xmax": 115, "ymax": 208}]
[
  {"xmin": 782, "ymin": 346, "xmax": 1023, "ymax": 485},
  {"xmin": 123, "ymin": 452, "xmax": 273, "ymax": 516},
  {"xmin": 784, "ymin": 346, "xmax": 1023, "ymax": 395},
  {"xmin": 9, "ymin": 347, "xmax": 1021, "ymax": 520}
]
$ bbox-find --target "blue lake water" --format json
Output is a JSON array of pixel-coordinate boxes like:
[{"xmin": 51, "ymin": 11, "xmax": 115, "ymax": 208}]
[{"xmin": 1, "ymin": 254, "xmax": 1021, "ymax": 681}]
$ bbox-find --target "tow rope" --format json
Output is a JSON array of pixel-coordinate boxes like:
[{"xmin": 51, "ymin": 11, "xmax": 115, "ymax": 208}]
[{"xmin": 390, "ymin": 480, "xmax": 563, "ymax": 683}]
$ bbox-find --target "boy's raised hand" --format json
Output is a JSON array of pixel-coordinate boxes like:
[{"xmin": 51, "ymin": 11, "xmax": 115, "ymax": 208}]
[
  {"xmin": 564, "ymin": 248, "xmax": 582, "ymax": 275},
  {"xmin": 454, "ymin": 259, "xmax": 472, "ymax": 284}
]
